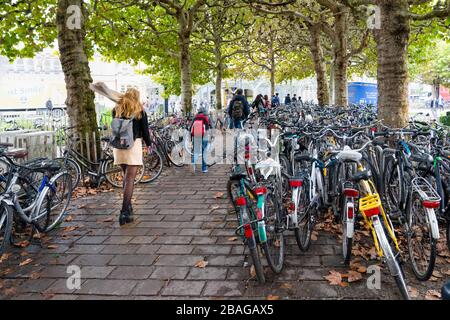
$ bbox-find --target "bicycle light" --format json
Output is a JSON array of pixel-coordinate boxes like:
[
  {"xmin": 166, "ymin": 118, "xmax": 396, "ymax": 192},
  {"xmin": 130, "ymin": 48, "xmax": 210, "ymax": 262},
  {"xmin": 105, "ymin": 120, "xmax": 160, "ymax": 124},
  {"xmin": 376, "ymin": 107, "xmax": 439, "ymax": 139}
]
[
  {"xmin": 422, "ymin": 200, "xmax": 440, "ymax": 209},
  {"xmin": 289, "ymin": 179, "xmax": 302, "ymax": 188},
  {"xmin": 11, "ymin": 184, "xmax": 21, "ymax": 193},
  {"xmin": 343, "ymin": 188, "xmax": 359, "ymax": 198},
  {"xmin": 235, "ymin": 197, "xmax": 246, "ymax": 206}
]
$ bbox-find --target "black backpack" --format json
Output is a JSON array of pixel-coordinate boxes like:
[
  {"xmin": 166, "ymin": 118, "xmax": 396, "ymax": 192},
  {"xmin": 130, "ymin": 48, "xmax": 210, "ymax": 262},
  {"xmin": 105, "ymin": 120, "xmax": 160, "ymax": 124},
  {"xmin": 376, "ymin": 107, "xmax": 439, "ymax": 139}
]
[{"xmin": 231, "ymin": 100, "xmax": 244, "ymax": 119}]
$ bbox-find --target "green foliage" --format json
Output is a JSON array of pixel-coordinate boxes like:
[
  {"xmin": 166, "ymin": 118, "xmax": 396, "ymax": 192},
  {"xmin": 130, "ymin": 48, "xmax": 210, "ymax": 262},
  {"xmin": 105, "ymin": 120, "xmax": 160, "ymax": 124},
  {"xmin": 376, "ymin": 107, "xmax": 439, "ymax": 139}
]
[{"xmin": 0, "ymin": 0, "xmax": 57, "ymax": 61}]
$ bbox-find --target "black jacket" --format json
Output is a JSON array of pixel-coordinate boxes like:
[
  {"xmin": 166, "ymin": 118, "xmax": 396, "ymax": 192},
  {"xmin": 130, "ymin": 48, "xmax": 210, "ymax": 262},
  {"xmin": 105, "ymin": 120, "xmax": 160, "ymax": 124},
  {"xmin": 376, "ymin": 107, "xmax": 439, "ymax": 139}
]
[
  {"xmin": 227, "ymin": 95, "xmax": 250, "ymax": 119},
  {"xmin": 112, "ymin": 109, "xmax": 152, "ymax": 147}
]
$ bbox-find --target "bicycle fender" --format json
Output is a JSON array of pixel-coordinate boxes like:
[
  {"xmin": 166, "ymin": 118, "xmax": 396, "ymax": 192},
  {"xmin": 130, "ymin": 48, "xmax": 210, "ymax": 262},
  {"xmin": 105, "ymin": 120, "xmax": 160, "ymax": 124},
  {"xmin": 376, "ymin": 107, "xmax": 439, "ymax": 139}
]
[{"xmin": 425, "ymin": 208, "xmax": 440, "ymax": 240}]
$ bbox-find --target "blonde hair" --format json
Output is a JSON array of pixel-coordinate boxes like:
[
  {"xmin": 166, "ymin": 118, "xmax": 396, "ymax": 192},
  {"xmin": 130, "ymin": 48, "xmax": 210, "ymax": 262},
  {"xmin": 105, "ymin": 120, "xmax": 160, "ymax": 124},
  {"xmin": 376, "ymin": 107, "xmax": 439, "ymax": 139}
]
[{"xmin": 114, "ymin": 88, "xmax": 143, "ymax": 119}]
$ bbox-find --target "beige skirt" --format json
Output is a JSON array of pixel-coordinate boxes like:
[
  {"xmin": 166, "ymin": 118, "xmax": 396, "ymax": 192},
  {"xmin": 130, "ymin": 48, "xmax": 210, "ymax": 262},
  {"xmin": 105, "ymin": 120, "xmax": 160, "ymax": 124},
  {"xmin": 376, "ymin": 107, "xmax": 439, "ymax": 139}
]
[{"xmin": 113, "ymin": 138, "xmax": 143, "ymax": 166}]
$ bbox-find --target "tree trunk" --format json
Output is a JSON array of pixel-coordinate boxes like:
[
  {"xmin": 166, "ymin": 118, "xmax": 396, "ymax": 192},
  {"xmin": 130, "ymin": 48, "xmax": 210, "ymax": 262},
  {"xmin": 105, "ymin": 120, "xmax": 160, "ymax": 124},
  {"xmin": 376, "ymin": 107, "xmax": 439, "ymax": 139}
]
[
  {"xmin": 329, "ymin": 60, "xmax": 335, "ymax": 105},
  {"xmin": 374, "ymin": 0, "xmax": 410, "ymax": 128},
  {"xmin": 215, "ymin": 66, "xmax": 223, "ymax": 110},
  {"xmin": 179, "ymin": 34, "xmax": 193, "ymax": 115},
  {"xmin": 270, "ymin": 69, "xmax": 275, "ymax": 97},
  {"xmin": 332, "ymin": 9, "xmax": 349, "ymax": 107},
  {"xmin": 309, "ymin": 25, "xmax": 329, "ymax": 106},
  {"xmin": 56, "ymin": 0, "xmax": 99, "ymax": 160}
]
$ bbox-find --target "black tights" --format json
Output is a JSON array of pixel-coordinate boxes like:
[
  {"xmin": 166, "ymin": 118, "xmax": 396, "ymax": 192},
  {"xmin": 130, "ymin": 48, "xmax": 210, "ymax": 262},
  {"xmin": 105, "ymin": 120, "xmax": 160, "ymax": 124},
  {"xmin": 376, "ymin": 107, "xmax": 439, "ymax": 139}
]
[{"xmin": 120, "ymin": 164, "xmax": 138, "ymax": 212}]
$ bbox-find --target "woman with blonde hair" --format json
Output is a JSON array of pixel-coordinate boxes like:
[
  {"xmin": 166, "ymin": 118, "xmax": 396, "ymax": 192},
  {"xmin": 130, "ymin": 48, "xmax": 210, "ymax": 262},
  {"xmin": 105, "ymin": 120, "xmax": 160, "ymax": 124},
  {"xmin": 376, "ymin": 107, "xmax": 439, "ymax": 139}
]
[{"xmin": 112, "ymin": 88, "xmax": 152, "ymax": 225}]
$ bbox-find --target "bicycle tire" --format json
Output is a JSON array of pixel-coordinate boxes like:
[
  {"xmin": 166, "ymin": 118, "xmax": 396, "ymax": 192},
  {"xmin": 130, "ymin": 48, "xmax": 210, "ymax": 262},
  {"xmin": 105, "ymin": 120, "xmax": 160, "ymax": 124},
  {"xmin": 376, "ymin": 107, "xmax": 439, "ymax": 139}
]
[
  {"xmin": 249, "ymin": 246, "xmax": 265, "ymax": 284},
  {"xmin": 226, "ymin": 179, "xmax": 239, "ymax": 215},
  {"xmin": 0, "ymin": 202, "xmax": 12, "ymax": 255},
  {"xmin": 294, "ymin": 177, "xmax": 313, "ymax": 252},
  {"xmin": 103, "ymin": 159, "xmax": 144, "ymax": 188},
  {"xmin": 340, "ymin": 192, "xmax": 353, "ymax": 265},
  {"xmin": 407, "ymin": 191, "xmax": 436, "ymax": 281},
  {"xmin": 54, "ymin": 157, "xmax": 81, "ymax": 190},
  {"xmin": 165, "ymin": 140, "xmax": 185, "ymax": 167},
  {"xmin": 140, "ymin": 149, "xmax": 164, "ymax": 183},
  {"xmin": 262, "ymin": 191, "xmax": 285, "ymax": 273},
  {"xmin": 374, "ymin": 217, "xmax": 410, "ymax": 300}
]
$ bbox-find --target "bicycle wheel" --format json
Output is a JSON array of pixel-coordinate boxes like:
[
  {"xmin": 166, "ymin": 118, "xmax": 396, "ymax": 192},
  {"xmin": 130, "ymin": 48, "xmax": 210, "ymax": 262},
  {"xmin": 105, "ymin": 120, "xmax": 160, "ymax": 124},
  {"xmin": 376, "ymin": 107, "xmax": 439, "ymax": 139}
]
[
  {"xmin": 0, "ymin": 202, "xmax": 12, "ymax": 255},
  {"xmin": 262, "ymin": 190, "xmax": 285, "ymax": 273},
  {"xmin": 165, "ymin": 140, "xmax": 185, "ymax": 167},
  {"xmin": 374, "ymin": 217, "xmax": 410, "ymax": 300},
  {"xmin": 140, "ymin": 149, "xmax": 163, "ymax": 183},
  {"xmin": 384, "ymin": 157, "xmax": 403, "ymax": 213},
  {"xmin": 33, "ymin": 172, "xmax": 73, "ymax": 232},
  {"xmin": 294, "ymin": 176, "xmax": 313, "ymax": 251},
  {"xmin": 249, "ymin": 245, "xmax": 265, "ymax": 284},
  {"xmin": 103, "ymin": 159, "xmax": 144, "ymax": 188},
  {"xmin": 294, "ymin": 178, "xmax": 314, "ymax": 252},
  {"xmin": 340, "ymin": 191, "xmax": 353, "ymax": 265},
  {"xmin": 227, "ymin": 179, "xmax": 240, "ymax": 215},
  {"xmin": 407, "ymin": 191, "xmax": 436, "ymax": 281},
  {"xmin": 54, "ymin": 157, "xmax": 81, "ymax": 190}
]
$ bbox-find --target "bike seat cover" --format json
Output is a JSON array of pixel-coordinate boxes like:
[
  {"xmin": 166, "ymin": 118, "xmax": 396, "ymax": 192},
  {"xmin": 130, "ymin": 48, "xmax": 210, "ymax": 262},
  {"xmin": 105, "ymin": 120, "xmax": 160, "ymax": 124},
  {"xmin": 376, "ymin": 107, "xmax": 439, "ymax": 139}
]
[
  {"xmin": 337, "ymin": 146, "xmax": 362, "ymax": 162},
  {"xmin": 4, "ymin": 148, "xmax": 28, "ymax": 159},
  {"xmin": 229, "ymin": 172, "xmax": 247, "ymax": 181},
  {"xmin": 27, "ymin": 160, "xmax": 61, "ymax": 173}
]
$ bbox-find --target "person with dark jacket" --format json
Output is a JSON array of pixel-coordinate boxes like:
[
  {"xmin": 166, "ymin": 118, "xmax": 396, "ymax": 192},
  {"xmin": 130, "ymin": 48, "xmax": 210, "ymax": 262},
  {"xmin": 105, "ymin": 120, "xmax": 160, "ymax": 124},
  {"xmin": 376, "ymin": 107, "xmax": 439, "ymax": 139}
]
[
  {"xmin": 251, "ymin": 94, "xmax": 265, "ymax": 114},
  {"xmin": 111, "ymin": 88, "xmax": 152, "ymax": 225},
  {"xmin": 271, "ymin": 93, "xmax": 280, "ymax": 107},
  {"xmin": 227, "ymin": 88, "xmax": 250, "ymax": 129},
  {"xmin": 190, "ymin": 107, "xmax": 212, "ymax": 173},
  {"xmin": 284, "ymin": 94, "xmax": 291, "ymax": 105},
  {"xmin": 292, "ymin": 94, "xmax": 298, "ymax": 103}
]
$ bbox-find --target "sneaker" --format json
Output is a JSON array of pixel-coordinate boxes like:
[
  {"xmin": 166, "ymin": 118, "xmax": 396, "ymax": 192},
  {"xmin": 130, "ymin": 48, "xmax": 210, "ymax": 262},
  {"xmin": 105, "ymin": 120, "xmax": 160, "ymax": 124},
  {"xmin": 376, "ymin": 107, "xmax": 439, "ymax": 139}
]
[
  {"xmin": 202, "ymin": 169, "xmax": 208, "ymax": 173},
  {"xmin": 192, "ymin": 164, "xmax": 196, "ymax": 173}
]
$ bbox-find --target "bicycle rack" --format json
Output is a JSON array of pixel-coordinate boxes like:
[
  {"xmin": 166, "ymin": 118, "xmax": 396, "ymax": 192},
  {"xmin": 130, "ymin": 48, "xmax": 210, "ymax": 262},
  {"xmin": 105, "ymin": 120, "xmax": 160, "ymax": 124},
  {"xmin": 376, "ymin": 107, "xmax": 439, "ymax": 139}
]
[{"xmin": 411, "ymin": 177, "xmax": 441, "ymax": 203}]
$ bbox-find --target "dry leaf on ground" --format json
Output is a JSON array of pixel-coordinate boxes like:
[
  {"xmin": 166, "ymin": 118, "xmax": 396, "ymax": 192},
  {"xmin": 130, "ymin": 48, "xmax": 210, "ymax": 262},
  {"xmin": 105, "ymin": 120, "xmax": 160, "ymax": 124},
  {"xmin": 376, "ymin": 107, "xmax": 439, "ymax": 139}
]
[
  {"xmin": 19, "ymin": 258, "xmax": 33, "ymax": 266},
  {"xmin": 214, "ymin": 192, "xmax": 224, "ymax": 199},
  {"xmin": 408, "ymin": 286, "xmax": 419, "ymax": 298},
  {"xmin": 425, "ymin": 290, "xmax": 441, "ymax": 300},
  {"xmin": 266, "ymin": 295, "xmax": 279, "ymax": 300},
  {"xmin": 47, "ymin": 245, "xmax": 58, "ymax": 249},
  {"xmin": 228, "ymin": 237, "xmax": 238, "ymax": 241},
  {"xmin": 324, "ymin": 270, "xmax": 342, "ymax": 286},
  {"xmin": 346, "ymin": 270, "xmax": 363, "ymax": 283},
  {"xmin": 194, "ymin": 259, "xmax": 208, "ymax": 268},
  {"xmin": 250, "ymin": 265, "xmax": 256, "ymax": 278}
]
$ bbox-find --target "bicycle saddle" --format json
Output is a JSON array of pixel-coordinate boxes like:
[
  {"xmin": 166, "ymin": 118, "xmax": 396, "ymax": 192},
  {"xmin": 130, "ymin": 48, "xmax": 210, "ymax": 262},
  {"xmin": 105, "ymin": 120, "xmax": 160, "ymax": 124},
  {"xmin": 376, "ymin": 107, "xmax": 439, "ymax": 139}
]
[
  {"xmin": 294, "ymin": 153, "xmax": 312, "ymax": 162},
  {"xmin": 350, "ymin": 170, "xmax": 371, "ymax": 182},
  {"xmin": 27, "ymin": 160, "xmax": 61, "ymax": 173},
  {"xmin": 3, "ymin": 148, "xmax": 28, "ymax": 159},
  {"xmin": 336, "ymin": 146, "xmax": 362, "ymax": 162}
]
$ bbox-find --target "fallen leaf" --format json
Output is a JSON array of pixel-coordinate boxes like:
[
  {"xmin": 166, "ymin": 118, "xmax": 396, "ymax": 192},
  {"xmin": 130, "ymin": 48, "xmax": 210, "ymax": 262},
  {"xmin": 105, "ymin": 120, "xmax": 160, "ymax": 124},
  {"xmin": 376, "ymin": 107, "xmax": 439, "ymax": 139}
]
[
  {"xmin": 29, "ymin": 272, "xmax": 41, "ymax": 280},
  {"xmin": 311, "ymin": 231, "xmax": 318, "ymax": 241},
  {"xmin": 214, "ymin": 192, "xmax": 224, "ymax": 199},
  {"xmin": 227, "ymin": 237, "xmax": 238, "ymax": 241},
  {"xmin": 19, "ymin": 258, "xmax": 33, "ymax": 266},
  {"xmin": 425, "ymin": 290, "xmax": 441, "ymax": 300},
  {"xmin": 211, "ymin": 205, "xmax": 220, "ymax": 210},
  {"xmin": 47, "ymin": 245, "xmax": 58, "ymax": 249},
  {"xmin": 346, "ymin": 270, "xmax": 363, "ymax": 283},
  {"xmin": 250, "ymin": 265, "xmax": 256, "ymax": 278},
  {"xmin": 63, "ymin": 226, "xmax": 77, "ymax": 232},
  {"xmin": 15, "ymin": 240, "xmax": 30, "ymax": 248},
  {"xmin": 0, "ymin": 253, "xmax": 12, "ymax": 264},
  {"xmin": 103, "ymin": 217, "xmax": 114, "ymax": 222},
  {"xmin": 408, "ymin": 286, "xmax": 419, "ymax": 298},
  {"xmin": 20, "ymin": 252, "xmax": 29, "ymax": 257},
  {"xmin": 194, "ymin": 259, "xmax": 208, "ymax": 268},
  {"xmin": 430, "ymin": 276, "xmax": 438, "ymax": 282},
  {"xmin": 280, "ymin": 283, "xmax": 292, "ymax": 289},
  {"xmin": 65, "ymin": 215, "xmax": 73, "ymax": 222},
  {"xmin": 443, "ymin": 269, "xmax": 450, "ymax": 276},
  {"xmin": 324, "ymin": 270, "xmax": 342, "ymax": 286},
  {"xmin": 432, "ymin": 270, "xmax": 443, "ymax": 278},
  {"xmin": 266, "ymin": 295, "xmax": 279, "ymax": 300}
]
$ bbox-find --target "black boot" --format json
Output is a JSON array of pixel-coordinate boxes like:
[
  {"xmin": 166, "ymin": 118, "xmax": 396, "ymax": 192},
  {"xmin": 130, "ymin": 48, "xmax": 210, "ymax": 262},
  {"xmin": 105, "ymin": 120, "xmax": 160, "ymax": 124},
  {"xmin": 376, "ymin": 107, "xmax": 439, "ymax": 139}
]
[
  {"xmin": 119, "ymin": 209, "xmax": 134, "ymax": 226},
  {"xmin": 128, "ymin": 204, "xmax": 133, "ymax": 216}
]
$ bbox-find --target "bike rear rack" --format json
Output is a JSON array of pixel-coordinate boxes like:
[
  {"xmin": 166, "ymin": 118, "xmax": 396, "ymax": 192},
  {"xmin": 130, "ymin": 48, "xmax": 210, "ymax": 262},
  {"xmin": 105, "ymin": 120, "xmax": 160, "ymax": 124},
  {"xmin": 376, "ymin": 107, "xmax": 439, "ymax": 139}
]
[{"xmin": 411, "ymin": 177, "xmax": 441, "ymax": 202}]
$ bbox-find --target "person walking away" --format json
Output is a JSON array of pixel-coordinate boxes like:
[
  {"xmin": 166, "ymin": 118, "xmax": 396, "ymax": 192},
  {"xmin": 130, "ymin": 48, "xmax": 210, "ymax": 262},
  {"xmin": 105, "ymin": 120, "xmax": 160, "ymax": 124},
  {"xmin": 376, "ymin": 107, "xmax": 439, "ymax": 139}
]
[
  {"xmin": 111, "ymin": 88, "xmax": 152, "ymax": 225},
  {"xmin": 190, "ymin": 107, "xmax": 211, "ymax": 173},
  {"xmin": 284, "ymin": 94, "xmax": 291, "ymax": 105},
  {"xmin": 251, "ymin": 94, "xmax": 265, "ymax": 115},
  {"xmin": 271, "ymin": 93, "xmax": 280, "ymax": 107},
  {"xmin": 263, "ymin": 94, "xmax": 271, "ymax": 110},
  {"xmin": 292, "ymin": 94, "xmax": 298, "ymax": 104},
  {"xmin": 46, "ymin": 98, "xmax": 53, "ymax": 116},
  {"xmin": 227, "ymin": 88, "xmax": 250, "ymax": 129}
]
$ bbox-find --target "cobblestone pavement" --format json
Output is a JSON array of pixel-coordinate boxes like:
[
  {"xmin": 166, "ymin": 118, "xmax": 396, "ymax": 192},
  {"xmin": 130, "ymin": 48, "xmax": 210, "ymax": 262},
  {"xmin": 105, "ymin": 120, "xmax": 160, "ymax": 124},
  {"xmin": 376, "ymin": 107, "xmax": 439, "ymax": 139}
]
[{"xmin": 1, "ymin": 165, "xmax": 449, "ymax": 300}]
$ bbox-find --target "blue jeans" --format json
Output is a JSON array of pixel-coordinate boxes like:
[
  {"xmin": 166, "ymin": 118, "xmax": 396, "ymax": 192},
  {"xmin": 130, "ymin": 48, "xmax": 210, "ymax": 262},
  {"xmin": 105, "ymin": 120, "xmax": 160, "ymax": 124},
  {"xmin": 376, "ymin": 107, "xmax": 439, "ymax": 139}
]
[{"xmin": 192, "ymin": 137, "xmax": 208, "ymax": 172}]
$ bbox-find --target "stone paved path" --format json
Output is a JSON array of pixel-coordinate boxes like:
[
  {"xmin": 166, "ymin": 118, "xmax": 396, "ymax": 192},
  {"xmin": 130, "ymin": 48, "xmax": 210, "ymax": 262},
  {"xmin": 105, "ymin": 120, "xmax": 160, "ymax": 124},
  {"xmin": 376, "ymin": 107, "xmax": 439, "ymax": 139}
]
[{"xmin": 0, "ymin": 165, "xmax": 448, "ymax": 300}]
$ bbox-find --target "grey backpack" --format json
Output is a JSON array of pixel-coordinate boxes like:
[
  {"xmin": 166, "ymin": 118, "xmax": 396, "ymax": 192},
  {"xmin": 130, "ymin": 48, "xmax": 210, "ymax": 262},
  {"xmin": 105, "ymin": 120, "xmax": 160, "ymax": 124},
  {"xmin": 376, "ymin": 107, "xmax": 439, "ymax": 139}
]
[{"xmin": 110, "ymin": 116, "xmax": 134, "ymax": 149}]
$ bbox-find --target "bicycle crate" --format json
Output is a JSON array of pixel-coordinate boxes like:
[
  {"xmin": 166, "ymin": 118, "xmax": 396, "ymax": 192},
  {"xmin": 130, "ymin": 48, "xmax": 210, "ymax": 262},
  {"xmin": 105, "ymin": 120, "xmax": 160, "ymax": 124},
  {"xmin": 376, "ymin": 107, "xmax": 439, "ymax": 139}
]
[
  {"xmin": 411, "ymin": 177, "xmax": 441, "ymax": 203},
  {"xmin": 359, "ymin": 193, "xmax": 381, "ymax": 212}
]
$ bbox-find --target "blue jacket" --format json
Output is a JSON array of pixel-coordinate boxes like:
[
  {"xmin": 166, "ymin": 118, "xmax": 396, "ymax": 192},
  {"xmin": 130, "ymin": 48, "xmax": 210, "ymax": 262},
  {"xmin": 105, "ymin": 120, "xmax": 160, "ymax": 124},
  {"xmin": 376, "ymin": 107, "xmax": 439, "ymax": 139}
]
[
  {"xmin": 227, "ymin": 95, "xmax": 250, "ymax": 119},
  {"xmin": 271, "ymin": 95, "xmax": 280, "ymax": 106}
]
